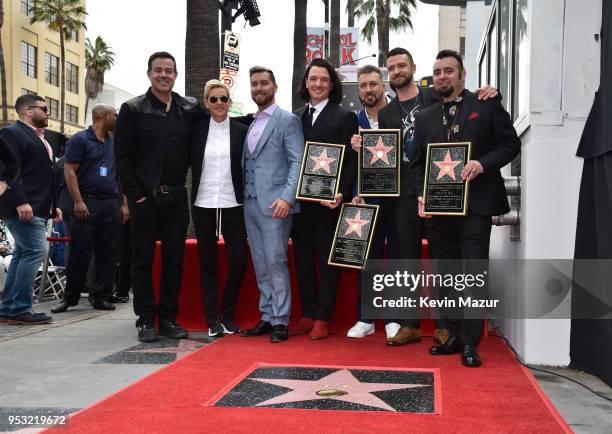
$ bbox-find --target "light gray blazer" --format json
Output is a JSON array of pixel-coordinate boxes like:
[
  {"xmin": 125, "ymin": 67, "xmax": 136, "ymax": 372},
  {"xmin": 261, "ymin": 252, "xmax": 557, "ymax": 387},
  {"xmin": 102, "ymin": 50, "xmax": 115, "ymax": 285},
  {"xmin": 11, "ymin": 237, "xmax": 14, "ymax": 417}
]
[{"xmin": 243, "ymin": 105, "xmax": 304, "ymax": 216}]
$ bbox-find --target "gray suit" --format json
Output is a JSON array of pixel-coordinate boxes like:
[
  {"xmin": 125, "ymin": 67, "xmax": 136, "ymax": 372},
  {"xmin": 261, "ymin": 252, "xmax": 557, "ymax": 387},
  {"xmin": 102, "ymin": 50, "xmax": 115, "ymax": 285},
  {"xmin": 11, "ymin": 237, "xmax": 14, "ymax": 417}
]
[{"xmin": 243, "ymin": 105, "xmax": 304, "ymax": 326}]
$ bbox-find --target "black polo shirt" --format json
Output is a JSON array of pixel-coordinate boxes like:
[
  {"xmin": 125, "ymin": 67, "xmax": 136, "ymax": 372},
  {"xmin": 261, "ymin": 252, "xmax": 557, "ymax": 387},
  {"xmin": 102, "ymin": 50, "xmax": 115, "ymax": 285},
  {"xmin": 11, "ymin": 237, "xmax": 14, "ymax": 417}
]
[{"xmin": 65, "ymin": 126, "xmax": 118, "ymax": 195}]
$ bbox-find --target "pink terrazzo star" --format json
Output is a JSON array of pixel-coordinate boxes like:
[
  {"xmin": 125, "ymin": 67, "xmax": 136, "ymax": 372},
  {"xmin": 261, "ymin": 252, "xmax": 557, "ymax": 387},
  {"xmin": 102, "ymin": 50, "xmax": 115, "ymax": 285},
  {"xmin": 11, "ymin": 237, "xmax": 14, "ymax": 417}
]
[
  {"xmin": 343, "ymin": 210, "xmax": 369, "ymax": 237},
  {"xmin": 433, "ymin": 150, "xmax": 462, "ymax": 181},
  {"xmin": 365, "ymin": 136, "xmax": 394, "ymax": 165},
  {"xmin": 309, "ymin": 148, "xmax": 336, "ymax": 174},
  {"xmin": 251, "ymin": 369, "xmax": 427, "ymax": 411}
]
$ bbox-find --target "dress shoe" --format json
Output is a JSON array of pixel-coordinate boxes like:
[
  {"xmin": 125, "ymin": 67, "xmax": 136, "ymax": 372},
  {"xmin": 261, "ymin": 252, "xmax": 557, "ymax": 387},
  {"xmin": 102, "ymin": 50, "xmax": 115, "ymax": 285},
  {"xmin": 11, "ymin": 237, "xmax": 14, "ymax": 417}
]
[
  {"xmin": 108, "ymin": 294, "xmax": 129, "ymax": 303},
  {"xmin": 91, "ymin": 300, "xmax": 116, "ymax": 311},
  {"xmin": 462, "ymin": 345, "xmax": 482, "ymax": 367},
  {"xmin": 220, "ymin": 318, "xmax": 240, "ymax": 334},
  {"xmin": 51, "ymin": 300, "xmax": 78, "ymax": 313},
  {"xmin": 429, "ymin": 335, "xmax": 462, "ymax": 355},
  {"xmin": 240, "ymin": 320, "xmax": 272, "ymax": 337},
  {"xmin": 387, "ymin": 327, "xmax": 420, "ymax": 346},
  {"xmin": 433, "ymin": 328, "xmax": 450, "ymax": 345},
  {"xmin": 309, "ymin": 320, "xmax": 329, "ymax": 340},
  {"xmin": 346, "ymin": 321, "xmax": 375, "ymax": 338},
  {"xmin": 208, "ymin": 321, "xmax": 225, "ymax": 337},
  {"xmin": 137, "ymin": 321, "xmax": 158, "ymax": 343},
  {"xmin": 289, "ymin": 317, "xmax": 314, "ymax": 335},
  {"xmin": 270, "ymin": 324, "xmax": 289, "ymax": 343},
  {"xmin": 8, "ymin": 311, "xmax": 52, "ymax": 325},
  {"xmin": 385, "ymin": 322, "xmax": 401, "ymax": 339},
  {"xmin": 158, "ymin": 319, "xmax": 189, "ymax": 339}
]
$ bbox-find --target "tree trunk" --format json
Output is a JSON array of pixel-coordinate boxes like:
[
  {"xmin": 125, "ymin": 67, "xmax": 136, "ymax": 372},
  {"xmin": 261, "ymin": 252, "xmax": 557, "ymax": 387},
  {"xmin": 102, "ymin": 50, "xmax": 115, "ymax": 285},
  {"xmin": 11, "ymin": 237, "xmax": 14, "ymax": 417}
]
[
  {"xmin": 0, "ymin": 0, "xmax": 7, "ymax": 126},
  {"xmin": 347, "ymin": 0, "xmax": 355, "ymax": 27},
  {"xmin": 84, "ymin": 97, "xmax": 89, "ymax": 125},
  {"xmin": 292, "ymin": 0, "xmax": 307, "ymax": 111},
  {"xmin": 376, "ymin": 0, "xmax": 389, "ymax": 67},
  {"xmin": 185, "ymin": 0, "xmax": 219, "ymax": 99},
  {"xmin": 329, "ymin": 0, "xmax": 340, "ymax": 66},
  {"xmin": 59, "ymin": 27, "xmax": 66, "ymax": 133}
]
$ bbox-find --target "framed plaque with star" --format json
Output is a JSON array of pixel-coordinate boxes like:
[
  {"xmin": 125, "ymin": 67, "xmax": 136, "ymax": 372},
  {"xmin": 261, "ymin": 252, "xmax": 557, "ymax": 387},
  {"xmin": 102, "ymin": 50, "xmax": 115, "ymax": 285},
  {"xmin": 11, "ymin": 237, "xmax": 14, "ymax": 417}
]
[
  {"xmin": 423, "ymin": 142, "xmax": 472, "ymax": 215},
  {"xmin": 328, "ymin": 203, "xmax": 379, "ymax": 270},
  {"xmin": 358, "ymin": 129, "xmax": 401, "ymax": 197},
  {"xmin": 296, "ymin": 141, "xmax": 346, "ymax": 202}
]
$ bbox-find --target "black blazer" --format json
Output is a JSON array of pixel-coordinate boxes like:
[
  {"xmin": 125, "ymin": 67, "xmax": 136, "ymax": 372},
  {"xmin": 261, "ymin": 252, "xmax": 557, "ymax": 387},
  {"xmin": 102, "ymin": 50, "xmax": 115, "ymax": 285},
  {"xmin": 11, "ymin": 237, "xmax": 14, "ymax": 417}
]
[
  {"xmin": 294, "ymin": 102, "xmax": 358, "ymax": 200},
  {"xmin": 378, "ymin": 87, "xmax": 441, "ymax": 197},
  {"xmin": 190, "ymin": 117, "xmax": 248, "ymax": 205},
  {"xmin": 411, "ymin": 90, "xmax": 521, "ymax": 216},
  {"xmin": 0, "ymin": 121, "xmax": 56, "ymax": 219}
]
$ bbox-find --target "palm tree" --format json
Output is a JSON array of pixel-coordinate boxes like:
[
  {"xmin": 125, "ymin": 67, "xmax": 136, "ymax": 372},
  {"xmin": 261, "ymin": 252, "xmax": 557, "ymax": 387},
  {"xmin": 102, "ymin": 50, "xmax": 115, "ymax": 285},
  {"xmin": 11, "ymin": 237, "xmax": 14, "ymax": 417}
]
[
  {"xmin": 185, "ymin": 0, "xmax": 219, "ymax": 99},
  {"xmin": 329, "ymin": 0, "xmax": 340, "ymax": 66},
  {"xmin": 347, "ymin": 0, "xmax": 355, "ymax": 27},
  {"xmin": 0, "ymin": 0, "xmax": 7, "ymax": 126},
  {"xmin": 292, "ymin": 0, "xmax": 308, "ymax": 110},
  {"xmin": 30, "ymin": 0, "xmax": 87, "ymax": 134},
  {"xmin": 84, "ymin": 36, "xmax": 115, "ymax": 121},
  {"xmin": 352, "ymin": 0, "xmax": 416, "ymax": 67}
]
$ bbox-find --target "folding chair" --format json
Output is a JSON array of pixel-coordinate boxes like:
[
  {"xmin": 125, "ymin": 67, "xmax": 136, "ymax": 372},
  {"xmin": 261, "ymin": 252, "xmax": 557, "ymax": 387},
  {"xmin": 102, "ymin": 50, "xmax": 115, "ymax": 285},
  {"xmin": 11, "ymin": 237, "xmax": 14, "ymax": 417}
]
[{"xmin": 34, "ymin": 225, "xmax": 71, "ymax": 303}]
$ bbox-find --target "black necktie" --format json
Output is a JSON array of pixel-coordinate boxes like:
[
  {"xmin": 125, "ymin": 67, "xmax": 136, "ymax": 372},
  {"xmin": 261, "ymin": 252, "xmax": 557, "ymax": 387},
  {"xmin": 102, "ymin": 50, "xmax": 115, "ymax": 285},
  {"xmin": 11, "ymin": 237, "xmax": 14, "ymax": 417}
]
[{"xmin": 304, "ymin": 106, "xmax": 316, "ymax": 128}]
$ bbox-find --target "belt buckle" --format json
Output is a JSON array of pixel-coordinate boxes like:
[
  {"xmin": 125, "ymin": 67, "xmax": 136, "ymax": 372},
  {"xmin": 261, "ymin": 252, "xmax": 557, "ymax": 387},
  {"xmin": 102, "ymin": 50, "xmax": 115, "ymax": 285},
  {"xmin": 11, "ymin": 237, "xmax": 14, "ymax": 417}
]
[{"xmin": 159, "ymin": 185, "xmax": 170, "ymax": 194}]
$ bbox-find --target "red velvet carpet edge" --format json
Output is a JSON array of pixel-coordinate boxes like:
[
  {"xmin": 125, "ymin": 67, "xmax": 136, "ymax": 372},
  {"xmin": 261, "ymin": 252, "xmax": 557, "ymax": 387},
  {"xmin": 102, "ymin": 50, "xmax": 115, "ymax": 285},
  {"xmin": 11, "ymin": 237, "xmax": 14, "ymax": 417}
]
[{"xmin": 47, "ymin": 334, "xmax": 572, "ymax": 434}]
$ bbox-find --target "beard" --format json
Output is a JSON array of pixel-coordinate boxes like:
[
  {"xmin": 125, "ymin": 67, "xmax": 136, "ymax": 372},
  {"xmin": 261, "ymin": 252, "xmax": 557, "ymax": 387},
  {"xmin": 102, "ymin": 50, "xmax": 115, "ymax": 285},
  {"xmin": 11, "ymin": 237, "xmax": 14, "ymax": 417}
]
[
  {"xmin": 436, "ymin": 85, "xmax": 454, "ymax": 98},
  {"xmin": 252, "ymin": 92, "xmax": 274, "ymax": 108},
  {"xmin": 390, "ymin": 72, "xmax": 414, "ymax": 90},
  {"xmin": 32, "ymin": 117, "xmax": 48, "ymax": 128},
  {"xmin": 362, "ymin": 93, "xmax": 380, "ymax": 108}
]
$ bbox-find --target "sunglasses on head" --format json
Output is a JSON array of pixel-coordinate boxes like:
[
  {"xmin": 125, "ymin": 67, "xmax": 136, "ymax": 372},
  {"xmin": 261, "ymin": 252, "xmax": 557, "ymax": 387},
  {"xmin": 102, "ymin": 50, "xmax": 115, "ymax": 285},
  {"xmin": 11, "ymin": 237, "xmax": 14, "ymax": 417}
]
[{"xmin": 209, "ymin": 95, "xmax": 229, "ymax": 104}]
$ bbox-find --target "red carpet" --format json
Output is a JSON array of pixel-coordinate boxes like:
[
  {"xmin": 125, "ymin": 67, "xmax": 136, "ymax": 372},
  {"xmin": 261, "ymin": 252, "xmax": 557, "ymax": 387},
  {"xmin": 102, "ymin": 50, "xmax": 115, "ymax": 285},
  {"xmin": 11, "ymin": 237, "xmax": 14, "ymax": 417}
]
[{"xmin": 50, "ymin": 335, "xmax": 571, "ymax": 433}]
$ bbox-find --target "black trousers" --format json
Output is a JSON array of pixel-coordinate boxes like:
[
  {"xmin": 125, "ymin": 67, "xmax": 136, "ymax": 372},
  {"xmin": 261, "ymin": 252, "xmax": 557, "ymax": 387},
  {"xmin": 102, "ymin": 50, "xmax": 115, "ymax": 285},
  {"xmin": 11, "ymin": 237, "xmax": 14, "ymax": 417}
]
[
  {"xmin": 193, "ymin": 205, "xmax": 247, "ymax": 325},
  {"xmin": 291, "ymin": 202, "xmax": 340, "ymax": 321},
  {"xmin": 64, "ymin": 196, "xmax": 120, "ymax": 303},
  {"xmin": 357, "ymin": 199, "xmax": 400, "ymax": 324},
  {"xmin": 128, "ymin": 190, "xmax": 189, "ymax": 324},
  {"xmin": 115, "ymin": 221, "xmax": 132, "ymax": 296},
  {"xmin": 425, "ymin": 214, "xmax": 491, "ymax": 346}
]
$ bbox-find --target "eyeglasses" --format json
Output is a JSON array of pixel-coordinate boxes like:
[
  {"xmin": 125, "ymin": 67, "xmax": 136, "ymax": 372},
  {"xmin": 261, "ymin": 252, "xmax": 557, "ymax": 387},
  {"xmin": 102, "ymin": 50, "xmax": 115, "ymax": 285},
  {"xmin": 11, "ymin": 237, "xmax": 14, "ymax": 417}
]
[
  {"xmin": 28, "ymin": 106, "xmax": 48, "ymax": 113},
  {"xmin": 209, "ymin": 96, "xmax": 229, "ymax": 104}
]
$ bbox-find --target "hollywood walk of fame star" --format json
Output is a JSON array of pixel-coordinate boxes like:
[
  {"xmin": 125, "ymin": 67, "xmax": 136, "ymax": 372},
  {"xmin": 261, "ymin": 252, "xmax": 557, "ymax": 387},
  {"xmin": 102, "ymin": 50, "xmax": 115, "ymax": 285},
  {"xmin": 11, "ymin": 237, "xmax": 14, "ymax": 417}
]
[
  {"xmin": 365, "ymin": 136, "xmax": 394, "ymax": 165},
  {"xmin": 343, "ymin": 210, "xmax": 370, "ymax": 238},
  {"xmin": 250, "ymin": 369, "xmax": 427, "ymax": 412},
  {"xmin": 309, "ymin": 148, "xmax": 336, "ymax": 174},
  {"xmin": 433, "ymin": 150, "xmax": 462, "ymax": 181},
  {"xmin": 126, "ymin": 339, "xmax": 204, "ymax": 360}
]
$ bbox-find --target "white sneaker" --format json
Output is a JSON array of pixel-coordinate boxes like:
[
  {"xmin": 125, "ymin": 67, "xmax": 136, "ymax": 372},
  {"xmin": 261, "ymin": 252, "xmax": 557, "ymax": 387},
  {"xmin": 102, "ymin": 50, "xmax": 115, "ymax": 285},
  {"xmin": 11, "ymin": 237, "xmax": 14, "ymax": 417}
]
[
  {"xmin": 347, "ymin": 321, "xmax": 375, "ymax": 338},
  {"xmin": 385, "ymin": 322, "xmax": 401, "ymax": 339}
]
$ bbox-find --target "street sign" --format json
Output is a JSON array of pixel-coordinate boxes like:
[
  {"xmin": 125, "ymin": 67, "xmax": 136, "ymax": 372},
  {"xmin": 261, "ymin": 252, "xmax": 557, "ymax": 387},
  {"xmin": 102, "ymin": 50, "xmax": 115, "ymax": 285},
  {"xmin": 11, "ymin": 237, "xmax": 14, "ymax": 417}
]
[
  {"xmin": 219, "ymin": 68, "xmax": 238, "ymax": 97},
  {"xmin": 223, "ymin": 31, "xmax": 240, "ymax": 71}
]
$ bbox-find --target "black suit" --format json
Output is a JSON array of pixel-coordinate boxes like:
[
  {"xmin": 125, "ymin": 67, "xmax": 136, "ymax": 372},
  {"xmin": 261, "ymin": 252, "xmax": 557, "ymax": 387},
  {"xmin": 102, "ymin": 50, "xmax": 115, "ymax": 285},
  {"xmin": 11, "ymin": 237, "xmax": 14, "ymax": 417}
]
[
  {"xmin": 191, "ymin": 117, "xmax": 248, "ymax": 326},
  {"xmin": 292, "ymin": 102, "xmax": 358, "ymax": 321},
  {"xmin": 411, "ymin": 89, "xmax": 521, "ymax": 345},
  {"xmin": 0, "ymin": 121, "xmax": 56, "ymax": 219}
]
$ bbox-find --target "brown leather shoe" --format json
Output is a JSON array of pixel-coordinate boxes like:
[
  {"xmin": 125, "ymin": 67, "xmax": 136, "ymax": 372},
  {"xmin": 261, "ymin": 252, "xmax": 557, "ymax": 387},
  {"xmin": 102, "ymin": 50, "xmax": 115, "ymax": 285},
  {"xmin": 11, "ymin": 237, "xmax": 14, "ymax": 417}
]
[
  {"xmin": 433, "ymin": 328, "xmax": 450, "ymax": 345},
  {"xmin": 289, "ymin": 317, "xmax": 314, "ymax": 336},
  {"xmin": 309, "ymin": 320, "xmax": 329, "ymax": 340},
  {"xmin": 386, "ymin": 327, "xmax": 421, "ymax": 346}
]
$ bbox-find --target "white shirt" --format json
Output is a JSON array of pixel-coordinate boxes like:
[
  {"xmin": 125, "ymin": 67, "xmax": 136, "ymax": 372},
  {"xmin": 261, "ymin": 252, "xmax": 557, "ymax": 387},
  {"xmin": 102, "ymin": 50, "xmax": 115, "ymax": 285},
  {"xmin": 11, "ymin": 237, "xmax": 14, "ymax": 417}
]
[
  {"xmin": 365, "ymin": 95, "xmax": 391, "ymax": 129},
  {"xmin": 194, "ymin": 117, "xmax": 239, "ymax": 209},
  {"xmin": 309, "ymin": 98, "xmax": 329, "ymax": 124}
]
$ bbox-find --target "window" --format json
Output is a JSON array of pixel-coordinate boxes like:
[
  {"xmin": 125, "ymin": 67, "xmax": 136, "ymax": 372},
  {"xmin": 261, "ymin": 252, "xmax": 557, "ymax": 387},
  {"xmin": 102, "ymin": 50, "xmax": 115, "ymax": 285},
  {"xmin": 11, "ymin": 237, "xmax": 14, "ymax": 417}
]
[
  {"xmin": 46, "ymin": 97, "xmax": 59, "ymax": 119},
  {"xmin": 479, "ymin": 48, "xmax": 488, "ymax": 88},
  {"xmin": 66, "ymin": 104, "xmax": 78, "ymax": 124},
  {"xmin": 21, "ymin": 42, "xmax": 37, "ymax": 78},
  {"xmin": 513, "ymin": 0, "xmax": 529, "ymax": 121},
  {"xmin": 45, "ymin": 53, "xmax": 59, "ymax": 86},
  {"xmin": 69, "ymin": 29, "xmax": 79, "ymax": 42},
  {"xmin": 21, "ymin": 0, "xmax": 34, "ymax": 16},
  {"xmin": 21, "ymin": 89, "xmax": 36, "ymax": 96},
  {"xmin": 489, "ymin": 17, "xmax": 498, "ymax": 88},
  {"xmin": 499, "ymin": 0, "xmax": 512, "ymax": 112},
  {"xmin": 66, "ymin": 63, "xmax": 78, "ymax": 93}
]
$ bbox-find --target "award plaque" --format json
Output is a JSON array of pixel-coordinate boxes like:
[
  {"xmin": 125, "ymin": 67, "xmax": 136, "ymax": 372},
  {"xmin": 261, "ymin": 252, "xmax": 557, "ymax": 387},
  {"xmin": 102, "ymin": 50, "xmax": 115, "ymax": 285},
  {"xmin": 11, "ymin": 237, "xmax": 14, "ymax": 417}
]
[
  {"xmin": 296, "ymin": 141, "xmax": 345, "ymax": 202},
  {"xmin": 328, "ymin": 203, "xmax": 379, "ymax": 270},
  {"xmin": 358, "ymin": 129, "xmax": 401, "ymax": 197},
  {"xmin": 423, "ymin": 142, "xmax": 472, "ymax": 215}
]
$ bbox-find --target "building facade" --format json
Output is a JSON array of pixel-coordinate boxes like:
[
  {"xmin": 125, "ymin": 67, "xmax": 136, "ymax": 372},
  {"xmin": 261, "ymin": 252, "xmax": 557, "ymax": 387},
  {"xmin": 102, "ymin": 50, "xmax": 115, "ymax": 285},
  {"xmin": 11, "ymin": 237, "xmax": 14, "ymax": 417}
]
[
  {"xmin": 1, "ymin": 0, "xmax": 87, "ymax": 136},
  {"xmin": 438, "ymin": 5, "xmax": 467, "ymax": 57}
]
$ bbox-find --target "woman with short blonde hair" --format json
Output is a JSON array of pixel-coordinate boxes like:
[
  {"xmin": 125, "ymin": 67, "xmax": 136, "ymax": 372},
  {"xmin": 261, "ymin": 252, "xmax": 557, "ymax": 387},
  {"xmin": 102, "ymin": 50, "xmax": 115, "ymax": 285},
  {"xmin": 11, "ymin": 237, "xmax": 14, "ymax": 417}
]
[{"xmin": 190, "ymin": 78, "xmax": 247, "ymax": 337}]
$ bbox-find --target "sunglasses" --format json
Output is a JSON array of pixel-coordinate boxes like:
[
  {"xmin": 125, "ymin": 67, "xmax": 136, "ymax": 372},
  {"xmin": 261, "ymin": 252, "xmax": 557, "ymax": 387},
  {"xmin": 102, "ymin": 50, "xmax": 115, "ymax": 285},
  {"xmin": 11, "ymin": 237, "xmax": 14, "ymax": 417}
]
[
  {"xmin": 209, "ymin": 95, "xmax": 229, "ymax": 104},
  {"xmin": 28, "ymin": 105, "xmax": 48, "ymax": 113}
]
